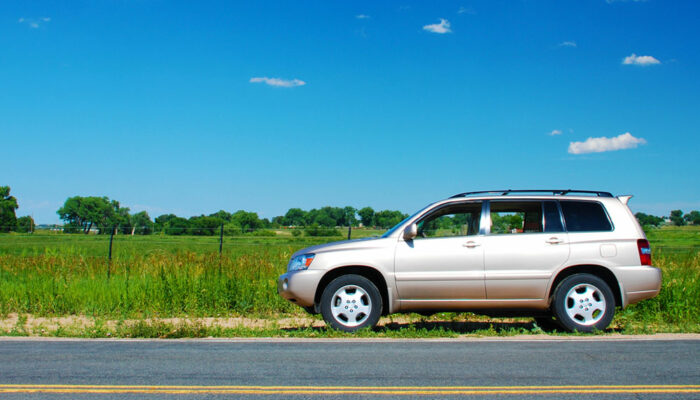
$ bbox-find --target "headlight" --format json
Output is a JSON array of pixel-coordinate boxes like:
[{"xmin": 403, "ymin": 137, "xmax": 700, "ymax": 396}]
[{"xmin": 287, "ymin": 253, "xmax": 315, "ymax": 272}]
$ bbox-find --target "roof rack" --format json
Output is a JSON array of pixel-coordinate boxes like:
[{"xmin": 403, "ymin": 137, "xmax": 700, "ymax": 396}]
[{"xmin": 449, "ymin": 189, "xmax": 614, "ymax": 198}]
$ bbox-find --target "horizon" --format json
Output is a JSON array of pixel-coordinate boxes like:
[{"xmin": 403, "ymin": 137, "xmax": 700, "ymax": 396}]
[{"xmin": 3, "ymin": 1, "xmax": 699, "ymax": 224}]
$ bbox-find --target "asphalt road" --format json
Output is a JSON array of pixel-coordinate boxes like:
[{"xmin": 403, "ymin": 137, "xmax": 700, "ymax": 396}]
[{"xmin": 0, "ymin": 338, "xmax": 698, "ymax": 399}]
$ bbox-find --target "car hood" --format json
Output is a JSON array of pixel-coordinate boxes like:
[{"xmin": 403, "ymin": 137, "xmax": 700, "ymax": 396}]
[{"xmin": 291, "ymin": 236, "xmax": 390, "ymax": 258}]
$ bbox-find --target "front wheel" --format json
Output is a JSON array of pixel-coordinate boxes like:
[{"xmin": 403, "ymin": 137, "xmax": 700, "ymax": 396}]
[
  {"xmin": 320, "ymin": 274, "xmax": 382, "ymax": 332},
  {"xmin": 552, "ymin": 273, "xmax": 615, "ymax": 333}
]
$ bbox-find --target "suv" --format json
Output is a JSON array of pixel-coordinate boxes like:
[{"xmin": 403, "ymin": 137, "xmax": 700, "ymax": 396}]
[{"xmin": 278, "ymin": 190, "xmax": 661, "ymax": 332}]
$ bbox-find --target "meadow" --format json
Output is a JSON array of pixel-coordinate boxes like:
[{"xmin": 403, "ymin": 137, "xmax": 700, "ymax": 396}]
[{"xmin": 0, "ymin": 226, "xmax": 698, "ymax": 337}]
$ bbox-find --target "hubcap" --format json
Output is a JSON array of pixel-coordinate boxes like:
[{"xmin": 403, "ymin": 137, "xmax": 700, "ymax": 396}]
[
  {"xmin": 330, "ymin": 285, "xmax": 372, "ymax": 327},
  {"xmin": 564, "ymin": 283, "xmax": 606, "ymax": 326}
]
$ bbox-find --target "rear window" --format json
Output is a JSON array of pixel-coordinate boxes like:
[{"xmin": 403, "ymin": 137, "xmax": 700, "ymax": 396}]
[{"xmin": 560, "ymin": 201, "xmax": 612, "ymax": 232}]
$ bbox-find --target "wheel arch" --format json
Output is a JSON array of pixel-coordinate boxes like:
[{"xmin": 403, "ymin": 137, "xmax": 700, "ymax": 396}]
[
  {"xmin": 314, "ymin": 265, "xmax": 390, "ymax": 315},
  {"xmin": 548, "ymin": 264, "xmax": 623, "ymax": 308}
]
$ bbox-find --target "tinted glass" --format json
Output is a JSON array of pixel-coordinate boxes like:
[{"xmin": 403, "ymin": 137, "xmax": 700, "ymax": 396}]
[
  {"xmin": 560, "ymin": 201, "xmax": 612, "ymax": 232},
  {"xmin": 416, "ymin": 202, "xmax": 482, "ymax": 238},
  {"xmin": 543, "ymin": 201, "xmax": 564, "ymax": 233},
  {"xmin": 489, "ymin": 201, "xmax": 542, "ymax": 234}
]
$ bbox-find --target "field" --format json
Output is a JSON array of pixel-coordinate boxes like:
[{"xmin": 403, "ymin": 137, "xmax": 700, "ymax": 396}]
[{"xmin": 0, "ymin": 226, "xmax": 698, "ymax": 337}]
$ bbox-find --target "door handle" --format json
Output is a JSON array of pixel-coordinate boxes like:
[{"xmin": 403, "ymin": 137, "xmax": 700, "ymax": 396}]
[
  {"xmin": 463, "ymin": 241, "xmax": 481, "ymax": 248},
  {"xmin": 546, "ymin": 237, "xmax": 564, "ymax": 244}
]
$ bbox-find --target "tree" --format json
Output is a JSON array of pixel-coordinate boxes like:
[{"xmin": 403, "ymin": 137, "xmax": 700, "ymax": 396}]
[
  {"xmin": 230, "ymin": 210, "xmax": 262, "ymax": 232},
  {"xmin": 16, "ymin": 215, "xmax": 35, "ymax": 233},
  {"xmin": 0, "ymin": 186, "xmax": 18, "ymax": 233},
  {"xmin": 131, "ymin": 211, "xmax": 154, "ymax": 234},
  {"xmin": 358, "ymin": 207, "xmax": 375, "ymax": 227},
  {"xmin": 342, "ymin": 206, "xmax": 358, "ymax": 227},
  {"xmin": 684, "ymin": 210, "xmax": 700, "ymax": 225},
  {"xmin": 635, "ymin": 212, "xmax": 664, "ymax": 228},
  {"xmin": 669, "ymin": 210, "xmax": 685, "ymax": 226},
  {"xmin": 283, "ymin": 208, "xmax": 307, "ymax": 226},
  {"xmin": 164, "ymin": 216, "xmax": 190, "ymax": 235},
  {"xmin": 189, "ymin": 215, "xmax": 223, "ymax": 235},
  {"xmin": 155, "ymin": 214, "xmax": 178, "ymax": 233},
  {"xmin": 374, "ymin": 210, "xmax": 408, "ymax": 229},
  {"xmin": 58, "ymin": 196, "xmax": 113, "ymax": 233},
  {"xmin": 209, "ymin": 210, "xmax": 233, "ymax": 222}
]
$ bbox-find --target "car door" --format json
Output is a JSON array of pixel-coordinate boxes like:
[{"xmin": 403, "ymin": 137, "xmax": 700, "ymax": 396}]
[
  {"xmin": 394, "ymin": 201, "xmax": 486, "ymax": 300},
  {"xmin": 481, "ymin": 200, "xmax": 570, "ymax": 300}
]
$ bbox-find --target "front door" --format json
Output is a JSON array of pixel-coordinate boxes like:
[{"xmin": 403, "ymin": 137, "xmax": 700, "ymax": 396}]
[{"xmin": 394, "ymin": 201, "xmax": 486, "ymax": 300}]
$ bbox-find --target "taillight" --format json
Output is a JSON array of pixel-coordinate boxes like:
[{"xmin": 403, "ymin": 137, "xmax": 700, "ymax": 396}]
[{"xmin": 637, "ymin": 239, "xmax": 652, "ymax": 266}]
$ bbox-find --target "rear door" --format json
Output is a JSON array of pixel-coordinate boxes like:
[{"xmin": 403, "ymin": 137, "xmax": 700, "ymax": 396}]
[{"xmin": 481, "ymin": 200, "xmax": 570, "ymax": 300}]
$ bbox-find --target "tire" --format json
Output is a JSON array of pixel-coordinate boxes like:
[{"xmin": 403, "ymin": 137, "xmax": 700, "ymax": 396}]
[
  {"xmin": 552, "ymin": 273, "xmax": 615, "ymax": 333},
  {"xmin": 320, "ymin": 274, "xmax": 382, "ymax": 332}
]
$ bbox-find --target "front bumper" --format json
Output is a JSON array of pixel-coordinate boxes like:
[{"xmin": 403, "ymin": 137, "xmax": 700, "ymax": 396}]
[{"xmin": 277, "ymin": 269, "xmax": 324, "ymax": 307}]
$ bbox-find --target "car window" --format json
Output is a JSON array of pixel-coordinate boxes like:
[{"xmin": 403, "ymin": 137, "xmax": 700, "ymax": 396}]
[
  {"xmin": 543, "ymin": 201, "xmax": 564, "ymax": 233},
  {"xmin": 560, "ymin": 201, "xmax": 612, "ymax": 232},
  {"xmin": 415, "ymin": 202, "xmax": 482, "ymax": 239},
  {"xmin": 489, "ymin": 201, "xmax": 542, "ymax": 234}
]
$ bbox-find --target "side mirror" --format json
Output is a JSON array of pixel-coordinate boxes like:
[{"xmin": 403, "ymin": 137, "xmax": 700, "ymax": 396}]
[{"xmin": 403, "ymin": 223, "xmax": 418, "ymax": 241}]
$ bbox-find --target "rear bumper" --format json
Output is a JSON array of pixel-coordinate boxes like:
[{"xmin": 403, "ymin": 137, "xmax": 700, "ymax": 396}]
[
  {"xmin": 277, "ymin": 269, "xmax": 324, "ymax": 307},
  {"xmin": 613, "ymin": 265, "xmax": 662, "ymax": 307}
]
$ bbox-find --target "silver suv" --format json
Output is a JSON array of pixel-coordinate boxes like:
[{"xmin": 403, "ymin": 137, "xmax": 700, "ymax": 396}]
[{"xmin": 278, "ymin": 190, "xmax": 661, "ymax": 332}]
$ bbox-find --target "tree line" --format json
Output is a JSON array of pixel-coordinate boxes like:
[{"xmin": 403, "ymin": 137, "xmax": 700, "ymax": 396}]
[
  {"xmin": 52, "ymin": 195, "xmax": 408, "ymax": 236},
  {"xmin": 2, "ymin": 186, "xmax": 699, "ymax": 235}
]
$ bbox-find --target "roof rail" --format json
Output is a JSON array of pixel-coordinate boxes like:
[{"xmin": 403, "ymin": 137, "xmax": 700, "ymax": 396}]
[{"xmin": 449, "ymin": 189, "xmax": 614, "ymax": 198}]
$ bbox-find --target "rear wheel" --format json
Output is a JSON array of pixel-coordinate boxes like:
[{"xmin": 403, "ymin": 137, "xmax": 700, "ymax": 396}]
[
  {"xmin": 552, "ymin": 273, "xmax": 615, "ymax": 332},
  {"xmin": 320, "ymin": 274, "xmax": 382, "ymax": 332}
]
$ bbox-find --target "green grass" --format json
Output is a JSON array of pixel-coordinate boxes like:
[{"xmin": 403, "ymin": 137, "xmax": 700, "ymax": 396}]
[{"xmin": 0, "ymin": 227, "xmax": 698, "ymax": 336}]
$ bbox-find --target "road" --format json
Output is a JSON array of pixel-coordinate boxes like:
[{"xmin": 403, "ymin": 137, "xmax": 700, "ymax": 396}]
[{"xmin": 0, "ymin": 337, "xmax": 698, "ymax": 399}]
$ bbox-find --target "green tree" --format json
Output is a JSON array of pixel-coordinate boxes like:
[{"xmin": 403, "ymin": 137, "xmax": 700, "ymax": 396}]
[
  {"xmin": 684, "ymin": 210, "xmax": 700, "ymax": 225},
  {"xmin": 635, "ymin": 212, "xmax": 664, "ymax": 228},
  {"xmin": 131, "ymin": 211, "xmax": 154, "ymax": 234},
  {"xmin": 231, "ymin": 210, "xmax": 262, "ymax": 232},
  {"xmin": 283, "ymin": 208, "xmax": 307, "ymax": 226},
  {"xmin": 16, "ymin": 215, "xmax": 35, "ymax": 233},
  {"xmin": 57, "ymin": 196, "xmax": 116, "ymax": 234},
  {"xmin": 164, "ymin": 216, "xmax": 190, "ymax": 235},
  {"xmin": 0, "ymin": 186, "xmax": 19, "ymax": 233},
  {"xmin": 358, "ymin": 207, "xmax": 375, "ymax": 227},
  {"xmin": 669, "ymin": 210, "xmax": 685, "ymax": 226},
  {"xmin": 374, "ymin": 210, "xmax": 408, "ymax": 229},
  {"xmin": 342, "ymin": 206, "xmax": 358, "ymax": 227},
  {"xmin": 189, "ymin": 215, "xmax": 223, "ymax": 235}
]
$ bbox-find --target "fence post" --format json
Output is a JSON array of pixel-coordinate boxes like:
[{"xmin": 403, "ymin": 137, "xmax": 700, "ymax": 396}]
[
  {"xmin": 347, "ymin": 225, "xmax": 352, "ymax": 240},
  {"xmin": 107, "ymin": 227, "xmax": 115, "ymax": 279},
  {"xmin": 218, "ymin": 224, "xmax": 224, "ymax": 276}
]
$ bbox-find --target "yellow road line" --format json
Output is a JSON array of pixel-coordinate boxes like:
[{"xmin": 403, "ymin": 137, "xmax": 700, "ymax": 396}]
[
  {"xmin": 0, "ymin": 384, "xmax": 698, "ymax": 395},
  {"xmin": 1, "ymin": 384, "xmax": 698, "ymax": 390}
]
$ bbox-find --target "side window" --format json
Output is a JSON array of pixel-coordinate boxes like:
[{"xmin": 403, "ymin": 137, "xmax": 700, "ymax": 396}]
[
  {"xmin": 416, "ymin": 202, "xmax": 482, "ymax": 239},
  {"xmin": 560, "ymin": 201, "xmax": 612, "ymax": 232},
  {"xmin": 543, "ymin": 201, "xmax": 564, "ymax": 233},
  {"xmin": 489, "ymin": 201, "xmax": 542, "ymax": 234}
]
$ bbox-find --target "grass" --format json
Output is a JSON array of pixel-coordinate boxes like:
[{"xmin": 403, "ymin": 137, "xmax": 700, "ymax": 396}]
[{"xmin": 0, "ymin": 226, "xmax": 698, "ymax": 337}]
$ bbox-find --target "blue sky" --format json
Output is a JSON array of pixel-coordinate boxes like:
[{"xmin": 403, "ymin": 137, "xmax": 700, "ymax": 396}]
[{"xmin": 2, "ymin": 0, "xmax": 699, "ymax": 224}]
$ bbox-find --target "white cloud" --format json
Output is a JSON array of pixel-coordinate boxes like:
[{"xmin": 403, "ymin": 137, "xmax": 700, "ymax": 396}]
[
  {"xmin": 558, "ymin": 41, "xmax": 577, "ymax": 48},
  {"xmin": 423, "ymin": 19, "xmax": 451, "ymax": 34},
  {"xmin": 18, "ymin": 17, "xmax": 50, "ymax": 29},
  {"xmin": 550, "ymin": 129, "xmax": 563, "ymax": 136},
  {"xmin": 356, "ymin": 14, "xmax": 370, "ymax": 19},
  {"xmin": 458, "ymin": 6, "xmax": 475, "ymax": 15},
  {"xmin": 568, "ymin": 132, "xmax": 647, "ymax": 154},
  {"xmin": 249, "ymin": 77, "xmax": 306, "ymax": 88},
  {"xmin": 622, "ymin": 53, "xmax": 661, "ymax": 66}
]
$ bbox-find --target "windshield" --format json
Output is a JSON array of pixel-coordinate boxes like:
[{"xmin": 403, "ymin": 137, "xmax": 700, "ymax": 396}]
[{"xmin": 381, "ymin": 203, "xmax": 434, "ymax": 238}]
